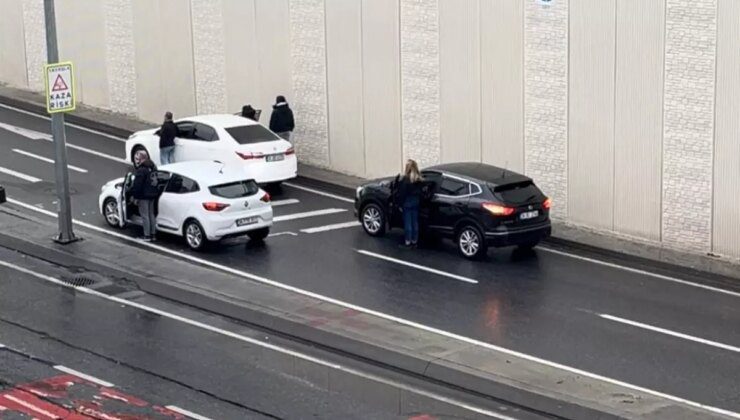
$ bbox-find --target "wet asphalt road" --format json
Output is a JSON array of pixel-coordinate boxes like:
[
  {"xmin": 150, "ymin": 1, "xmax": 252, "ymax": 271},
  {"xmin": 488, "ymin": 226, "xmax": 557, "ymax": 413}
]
[{"xmin": 0, "ymin": 104, "xmax": 739, "ymax": 415}]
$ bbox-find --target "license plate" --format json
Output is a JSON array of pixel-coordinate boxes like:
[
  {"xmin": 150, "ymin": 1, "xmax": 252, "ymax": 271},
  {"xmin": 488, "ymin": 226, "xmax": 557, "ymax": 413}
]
[
  {"xmin": 520, "ymin": 210, "xmax": 539, "ymax": 220},
  {"xmin": 266, "ymin": 154, "xmax": 284, "ymax": 162},
  {"xmin": 237, "ymin": 217, "xmax": 258, "ymax": 226}
]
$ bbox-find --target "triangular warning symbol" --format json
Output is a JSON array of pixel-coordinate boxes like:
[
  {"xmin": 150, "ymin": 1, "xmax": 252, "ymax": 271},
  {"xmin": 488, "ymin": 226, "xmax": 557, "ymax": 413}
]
[{"xmin": 51, "ymin": 74, "xmax": 68, "ymax": 92}]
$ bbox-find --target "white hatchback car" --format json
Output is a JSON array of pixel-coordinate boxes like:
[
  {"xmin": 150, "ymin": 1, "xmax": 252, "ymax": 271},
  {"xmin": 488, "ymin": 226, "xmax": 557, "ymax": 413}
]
[
  {"xmin": 125, "ymin": 114, "xmax": 297, "ymax": 185},
  {"xmin": 99, "ymin": 161, "xmax": 273, "ymax": 250}
]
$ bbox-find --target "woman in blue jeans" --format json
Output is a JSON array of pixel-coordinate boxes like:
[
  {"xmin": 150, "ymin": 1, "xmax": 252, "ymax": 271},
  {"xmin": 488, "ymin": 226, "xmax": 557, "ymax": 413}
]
[{"xmin": 397, "ymin": 159, "xmax": 423, "ymax": 247}]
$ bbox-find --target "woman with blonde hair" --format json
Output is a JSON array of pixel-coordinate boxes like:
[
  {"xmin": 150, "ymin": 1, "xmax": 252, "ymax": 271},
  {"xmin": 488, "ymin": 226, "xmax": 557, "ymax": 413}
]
[{"xmin": 397, "ymin": 159, "xmax": 423, "ymax": 247}]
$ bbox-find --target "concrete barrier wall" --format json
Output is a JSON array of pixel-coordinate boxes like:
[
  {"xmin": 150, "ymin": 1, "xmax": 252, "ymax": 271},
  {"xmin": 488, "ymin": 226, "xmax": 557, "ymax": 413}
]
[{"xmin": 1, "ymin": 0, "xmax": 739, "ymax": 261}]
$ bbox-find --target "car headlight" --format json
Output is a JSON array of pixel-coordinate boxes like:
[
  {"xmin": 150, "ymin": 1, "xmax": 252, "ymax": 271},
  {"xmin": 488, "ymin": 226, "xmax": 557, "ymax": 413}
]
[{"xmin": 355, "ymin": 186, "xmax": 363, "ymax": 199}]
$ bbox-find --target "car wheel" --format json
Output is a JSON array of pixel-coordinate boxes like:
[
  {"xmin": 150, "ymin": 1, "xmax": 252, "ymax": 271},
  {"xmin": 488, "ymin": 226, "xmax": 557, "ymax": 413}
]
[
  {"xmin": 247, "ymin": 227, "xmax": 270, "ymax": 242},
  {"xmin": 457, "ymin": 224, "xmax": 487, "ymax": 260},
  {"xmin": 131, "ymin": 145, "xmax": 148, "ymax": 165},
  {"xmin": 361, "ymin": 203, "xmax": 386, "ymax": 237},
  {"xmin": 518, "ymin": 240, "xmax": 539, "ymax": 250},
  {"xmin": 184, "ymin": 219, "xmax": 209, "ymax": 251},
  {"xmin": 102, "ymin": 198, "xmax": 123, "ymax": 228}
]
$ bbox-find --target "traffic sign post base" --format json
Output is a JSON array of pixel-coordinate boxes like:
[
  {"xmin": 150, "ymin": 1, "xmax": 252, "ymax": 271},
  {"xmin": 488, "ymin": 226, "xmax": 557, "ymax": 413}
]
[{"xmin": 53, "ymin": 233, "xmax": 81, "ymax": 245}]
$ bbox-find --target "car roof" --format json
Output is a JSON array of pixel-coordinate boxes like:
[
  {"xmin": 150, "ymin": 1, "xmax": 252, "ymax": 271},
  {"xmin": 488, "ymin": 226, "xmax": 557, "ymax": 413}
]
[
  {"xmin": 425, "ymin": 162, "xmax": 531, "ymax": 186},
  {"xmin": 177, "ymin": 114, "xmax": 259, "ymax": 129},
  {"xmin": 158, "ymin": 161, "xmax": 250, "ymax": 185}
]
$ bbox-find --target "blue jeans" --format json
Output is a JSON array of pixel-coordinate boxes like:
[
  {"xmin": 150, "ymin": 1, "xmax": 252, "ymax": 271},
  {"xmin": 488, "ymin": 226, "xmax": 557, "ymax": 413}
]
[
  {"xmin": 403, "ymin": 205, "xmax": 419, "ymax": 245},
  {"xmin": 160, "ymin": 146, "xmax": 175, "ymax": 165}
]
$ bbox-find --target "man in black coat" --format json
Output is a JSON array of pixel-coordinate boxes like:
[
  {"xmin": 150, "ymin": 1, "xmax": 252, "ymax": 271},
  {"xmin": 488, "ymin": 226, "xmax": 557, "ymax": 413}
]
[
  {"xmin": 269, "ymin": 95, "xmax": 295, "ymax": 141},
  {"xmin": 131, "ymin": 154, "xmax": 160, "ymax": 241},
  {"xmin": 159, "ymin": 111, "xmax": 177, "ymax": 165}
]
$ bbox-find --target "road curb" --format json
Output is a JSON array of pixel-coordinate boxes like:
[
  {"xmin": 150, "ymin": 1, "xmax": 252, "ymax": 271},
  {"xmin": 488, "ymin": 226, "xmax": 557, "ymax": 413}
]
[{"xmin": 0, "ymin": 221, "xmax": 620, "ymax": 420}]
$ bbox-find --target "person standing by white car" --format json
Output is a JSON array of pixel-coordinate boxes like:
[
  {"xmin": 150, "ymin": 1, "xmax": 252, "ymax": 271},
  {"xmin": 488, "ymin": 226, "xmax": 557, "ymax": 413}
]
[
  {"xmin": 131, "ymin": 151, "xmax": 159, "ymax": 241},
  {"xmin": 159, "ymin": 112, "xmax": 177, "ymax": 165},
  {"xmin": 269, "ymin": 95, "xmax": 295, "ymax": 142}
]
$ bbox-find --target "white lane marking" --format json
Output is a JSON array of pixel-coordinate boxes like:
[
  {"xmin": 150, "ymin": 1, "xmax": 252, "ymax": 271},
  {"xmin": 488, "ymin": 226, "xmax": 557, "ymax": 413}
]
[
  {"xmin": 165, "ymin": 406, "xmax": 214, "ymax": 420},
  {"xmin": 543, "ymin": 247, "xmax": 740, "ymax": 299},
  {"xmin": 268, "ymin": 231, "xmax": 298, "ymax": 237},
  {"xmin": 0, "ymin": 166, "xmax": 41, "ymax": 183},
  {"xmin": 12, "ymin": 149, "xmax": 88, "ymax": 173},
  {"xmin": 0, "ymin": 344, "xmax": 5, "ymax": 349},
  {"xmin": 273, "ymin": 208, "xmax": 346, "ymax": 222},
  {"xmin": 2, "ymin": 394, "xmax": 60, "ymax": 418},
  {"xmin": 0, "ymin": 120, "xmax": 128, "ymax": 165},
  {"xmin": 6, "ymin": 197, "xmax": 740, "ymax": 420},
  {"xmin": 0, "ymin": 259, "xmax": 514, "ymax": 420},
  {"xmin": 0, "ymin": 103, "xmax": 126, "ymax": 141},
  {"xmin": 53, "ymin": 365, "xmax": 115, "ymax": 387},
  {"xmin": 301, "ymin": 221, "xmax": 361, "ymax": 234},
  {"xmin": 270, "ymin": 198, "xmax": 300, "ymax": 207},
  {"xmin": 283, "ymin": 182, "xmax": 355, "ymax": 203},
  {"xmin": 600, "ymin": 314, "xmax": 740, "ymax": 354},
  {"xmin": 357, "ymin": 250, "xmax": 478, "ymax": 285}
]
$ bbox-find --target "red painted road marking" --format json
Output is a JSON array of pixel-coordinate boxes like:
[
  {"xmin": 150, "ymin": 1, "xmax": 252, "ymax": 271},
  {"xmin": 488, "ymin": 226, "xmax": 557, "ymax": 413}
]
[{"xmin": 0, "ymin": 374, "xmax": 185, "ymax": 419}]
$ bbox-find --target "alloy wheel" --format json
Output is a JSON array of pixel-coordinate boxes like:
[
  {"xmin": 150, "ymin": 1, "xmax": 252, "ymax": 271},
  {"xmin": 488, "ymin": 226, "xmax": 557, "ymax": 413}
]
[
  {"xmin": 459, "ymin": 228, "xmax": 480, "ymax": 257},
  {"xmin": 186, "ymin": 223, "xmax": 203, "ymax": 249},
  {"xmin": 363, "ymin": 207, "xmax": 382, "ymax": 234},
  {"xmin": 104, "ymin": 200, "xmax": 119, "ymax": 226}
]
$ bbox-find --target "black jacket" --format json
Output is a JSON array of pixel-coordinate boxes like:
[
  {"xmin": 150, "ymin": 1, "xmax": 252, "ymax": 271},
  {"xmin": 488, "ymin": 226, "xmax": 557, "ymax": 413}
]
[
  {"xmin": 241, "ymin": 105, "xmax": 257, "ymax": 121},
  {"xmin": 397, "ymin": 176, "xmax": 422, "ymax": 207},
  {"xmin": 269, "ymin": 103, "xmax": 295, "ymax": 133},
  {"xmin": 131, "ymin": 160, "xmax": 160, "ymax": 200},
  {"xmin": 159, "ymin": 120, "xmax": 177, "ymax": 148}
]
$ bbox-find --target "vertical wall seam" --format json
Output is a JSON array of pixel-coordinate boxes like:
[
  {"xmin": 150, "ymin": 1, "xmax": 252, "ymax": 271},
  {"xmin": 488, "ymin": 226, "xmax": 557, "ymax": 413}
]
[
  {"xmin": 188, "ymin": 0, "xmax": 199, "ymax": 114},
  {"xmin": 397, "ymin": 0, "xmax": 403, "ymax": 168},
  {"xmin": 709, "ymin": 0, "xmax": 719, "ymax": 253},
  {"xmin": 659, "ymin": 0, "xmax": 668, "ymax": 243},
  {"xmin": 359, "ymin": 0, "xmax": 367, "ymax": 176},
  {"xmin": 20, "ymin": 4, "xmax": 29, "ymax": 87},
  {"xmin": 520, "ymin": 0, "xmax": 525, "ymax": 172},
  {"xmin": 478, "ymin": 0, "xmax": 483, "ymax": 162},
  {"xmin": 565, "ymin": 0, "xmax": 571, "ymax": 219},
  {"xmin": 611, "ymin": 0, "xmax": 618, "ymax": 231},
  {"xmin": 323, "ymin": 0, "xmax": 332, "ymax": 167},
  {"xmin": 436, "ymin": 0, "xmax": 443, "ymax": 162}
]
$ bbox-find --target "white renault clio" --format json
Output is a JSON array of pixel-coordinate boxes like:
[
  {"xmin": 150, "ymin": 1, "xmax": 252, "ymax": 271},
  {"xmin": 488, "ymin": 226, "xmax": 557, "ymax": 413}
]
[
  {"xmin": 125, "ymin": 114, "xmax": 296, "ymax": 185},
  {"xmin": 99, "ymin": 161, "xmax": 273, "ymax": 250}
]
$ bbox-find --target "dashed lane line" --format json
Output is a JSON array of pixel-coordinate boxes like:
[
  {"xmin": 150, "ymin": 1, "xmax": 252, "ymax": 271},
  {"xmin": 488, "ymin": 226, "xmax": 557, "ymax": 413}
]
[
  {"xmin": 5, "ymin": 197, "xmax": 740, "ymax": 420},
  {"xmin": 273, "ymin": 208, "xmax": 346, "ymax": 222},
  {"xmin": 0, "ymin": 103, "xmax": 126, "ymax": 142},
  {"xmin": 12, "ymin": 149, "xmax": 88, "ymax": 173},
  {"xmin": 283, "ymin": 182, "xmax": 355, "ymax": 204},
  {"xmin": 53, "ymin": 365, "xmax": 115, "ymax": 387},
  {"xmin": 357, "ymin": 249, "xmax": 478, "ymax": 285},
  {"xmin": 599, "ymin": 314, "xmax": 740, "ymax": 354},
  {"xmin": 270, "ymin": 198, "xmax": 300, "ymax": 207},
  {"xmin": 165, "ymin": 406, "xmax": 215, "ymax": 420},
  {"xmin": 301, "ymin": 221, "xmax": 361, "ymax": 234},
  {"xmin": 0, "ymin": 166, "xmax": 41, "ymax": 183},
  {"xmin": 0, "ymin": 257, "xmax": 518, "ymax": 420}
]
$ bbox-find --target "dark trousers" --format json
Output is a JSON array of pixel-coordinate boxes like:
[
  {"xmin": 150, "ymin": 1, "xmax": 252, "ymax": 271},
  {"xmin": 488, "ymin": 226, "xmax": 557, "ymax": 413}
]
[
  {"xmin": 403, "ymin": 204, "xmax": 419, "ymax": 244},
  {"xmin": 138, "ymin": 199, "xmax": 156, "ymax": 238}
]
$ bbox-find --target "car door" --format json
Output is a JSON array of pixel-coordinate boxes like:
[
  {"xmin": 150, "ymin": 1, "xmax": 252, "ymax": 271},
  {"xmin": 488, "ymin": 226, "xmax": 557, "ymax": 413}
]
[
  {"xmin": 419, "ymin": 171, "xmax": 442, "ymax": 228},
  {"xmin": 117, "ymin": 172, "xmax": 134, "ymax": 226},
  {"xmin": 428, "ymin": 175, "xmax": 472, "ymax": 236},
  {"xmin": 175, "ymin": 123, "xmax": 221, "ymax": 162},
  {"xmin": 156, "ymin": 173, "xmax": 200, "ymax": 233}
]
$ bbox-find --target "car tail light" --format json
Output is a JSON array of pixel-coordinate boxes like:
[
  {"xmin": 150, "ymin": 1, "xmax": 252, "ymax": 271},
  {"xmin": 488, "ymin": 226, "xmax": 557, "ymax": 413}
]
[
  {"xmin": 285, "ymin": 147, "xmax": 295, "ymax": 155},
  {"xmin": 260, "ymin": 192, "xmax": 271, "ymax": 203},
  {"xmin": 203, "ymin": 202, "xmax": 230, "ymax": 211},
  {"xmin": 543, "ymin": 197, "xmax": 552, "ymax": 210},
  {"xmin": 236, "ymin": 151, "xmax": 264, "ymax": 160},
  {"xmin": 482, "ymin": 202, "xmax": 515, "ymax": 216}
]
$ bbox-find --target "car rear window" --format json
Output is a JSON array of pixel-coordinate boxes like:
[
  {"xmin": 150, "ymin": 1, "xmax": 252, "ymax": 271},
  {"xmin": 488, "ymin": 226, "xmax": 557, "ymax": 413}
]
[
  {"xmin": 490, "ymin": 181, "xmax": 541, "ymax": 204},
  {"xmin": 225, "ymin": 125, "xmax": 280, "ymax": 144},
  {"xmin": 209, "ymin": 180, "xmax": 259, "ymax": 198}
]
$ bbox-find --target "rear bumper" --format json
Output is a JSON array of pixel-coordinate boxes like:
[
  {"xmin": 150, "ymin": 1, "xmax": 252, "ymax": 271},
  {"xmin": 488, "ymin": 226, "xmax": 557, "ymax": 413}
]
[
  {"xmin": 202, "ymin": 207, "xmax": 273, "ymax": 241},
  {"xmin": 243, "ymin": 156, "xmax": 298, "ymax": 184},
  {"xmin": 485, "ymin": 221, "xmax": 551, "ymax": 247}
]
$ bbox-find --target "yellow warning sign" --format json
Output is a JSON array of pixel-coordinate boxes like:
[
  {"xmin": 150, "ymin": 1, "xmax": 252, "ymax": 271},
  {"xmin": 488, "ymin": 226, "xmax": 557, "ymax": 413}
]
[{"xmin": 44, "ymin": 62, "xmax": 75, "ymax": 114}]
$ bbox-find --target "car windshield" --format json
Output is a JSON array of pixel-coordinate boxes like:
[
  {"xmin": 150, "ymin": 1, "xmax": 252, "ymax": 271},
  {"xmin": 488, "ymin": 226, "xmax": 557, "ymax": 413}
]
[
  {"xmin": 209, "ymin": 180, "xmax": 259, "ymax": 198},
  {"xmin": 225, "ymin": 125, "xmax": 281, "ymax": 144}
]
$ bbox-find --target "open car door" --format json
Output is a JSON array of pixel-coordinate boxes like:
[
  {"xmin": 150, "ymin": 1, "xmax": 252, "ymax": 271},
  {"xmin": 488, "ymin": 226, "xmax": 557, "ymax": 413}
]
[
  {"xmin": 117, "ymin": 173, "xmax": 133, "ymax": 227},
  {"xmin": 388, "ymin": 175, "xmax": 403, "ymax": 228}
]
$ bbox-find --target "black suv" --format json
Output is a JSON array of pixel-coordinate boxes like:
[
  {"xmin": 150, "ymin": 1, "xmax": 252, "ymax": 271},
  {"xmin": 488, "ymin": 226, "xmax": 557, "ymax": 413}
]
[{"xmin": 354, "ymin": 162, "xmax": 552, "ymax": 259}]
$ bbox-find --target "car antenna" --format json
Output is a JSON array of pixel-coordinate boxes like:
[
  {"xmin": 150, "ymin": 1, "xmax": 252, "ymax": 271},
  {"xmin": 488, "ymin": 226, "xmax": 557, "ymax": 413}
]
[{"xmin": 502, "ymin": 160, "xmax": 508, "ymax": 178}]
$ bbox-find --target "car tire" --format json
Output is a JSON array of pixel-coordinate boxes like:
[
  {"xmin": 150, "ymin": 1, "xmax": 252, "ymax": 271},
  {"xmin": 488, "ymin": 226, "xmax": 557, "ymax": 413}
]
[
  {"xmin": 518, "ymin": 240, "xmax": 539, "ymax": 250},
  {"xmin": 131, "ymin": 145, "xmax": 148, "ymax": 165},
  {"xmin": 361, "ymin": 203, "xmax": 386, "ymax": 237},
  {"xmin": 456, "ymin": 224, "xmax": 487, "ymax": 260},
  {"xmin": 247, "ymin": 227, "xmax": 270, "ymax": 242},
  {"xmin": 102, "ymin": 198, "xmax": 123, "ymax": 228},
  {"xmin": 183, "ymin": 219, "xmax": 209, "ymax": 251}
]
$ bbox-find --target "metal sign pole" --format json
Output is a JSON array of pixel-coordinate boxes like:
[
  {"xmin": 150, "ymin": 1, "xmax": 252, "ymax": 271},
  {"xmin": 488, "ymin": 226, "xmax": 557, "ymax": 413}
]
[{"xmin": 44, "ymin": 0, "xmax": 77, "ymax": 244}]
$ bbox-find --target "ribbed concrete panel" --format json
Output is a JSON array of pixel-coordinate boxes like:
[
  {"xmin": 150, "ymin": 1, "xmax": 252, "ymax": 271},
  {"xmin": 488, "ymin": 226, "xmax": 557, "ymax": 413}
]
[
  {"xmin": 325, "ymin": 0, "xmax": 365, "ymax": 175},
  {"xmin": 21, "ymin": 0, "xmax": 46, "ymax": 92},
  {"xmin": 103, "ymin": 0, "xmax": 137, "ymax": 114},
  {"xmin": 223, "ymin": 0, "xmax": 258, "ymax": 114},
  {"xmin": 613, "ymin": 0, "xmax": 664, "ymax": 240},
  {"xmin": 568, "ymin": 0, "xmax": 615, "ymax": 229},
  {"xmin": 191, "ymin": 0, "xmax": 227, "ymax": 114},
  {"xmin": 0, "ymin": 0, "xmax": 28, "ymax": 88},
  {"xmin": 713, "ymin": 0, "xmax": 740, "ymax": 258},
  {"xmin": 439, "ymin": 0, "xmax": 481, "ymax": 163},
  {"xmin": 56, "ymin": 0, "xmax": 110, "ymax": 108},
  {"xmin": 362, "ymin": 0, "xmax": 402, "ymax": 178},
  {"xmin": 481, "ymin": 0, "xmax": 524, "ymax": 172},
  {"xmin": 131, "ymin": 0, "xmax": 196, "ymax": 122},
  {"xmin": 254, "ymin": 0, "xmax": 292, "ymax": 123}
]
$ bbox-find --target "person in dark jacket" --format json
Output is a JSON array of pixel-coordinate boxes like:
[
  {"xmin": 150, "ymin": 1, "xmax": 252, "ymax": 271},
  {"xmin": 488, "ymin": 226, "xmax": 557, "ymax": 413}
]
[
  {"xmin": 269, "ymin": 95, "xmax": 295, "ymax": 141},
  {"xmin": 131, "ymin": 151, "xmax": 160, "ymax": 241},
  {"xmin": 397, "ymin": 159, "xmax": 423, "ymax": 247},
  {"xmin": 159, "ymin": 111, "xmax": 177, "ymax": 165},
  {"xmin": 241, "ymin": 104, "xmax": 258, "ymax": 121}
]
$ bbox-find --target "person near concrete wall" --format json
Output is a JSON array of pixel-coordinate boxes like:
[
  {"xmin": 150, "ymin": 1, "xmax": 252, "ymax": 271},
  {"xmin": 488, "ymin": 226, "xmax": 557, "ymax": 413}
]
[
  {"xmin": 159, "ymin": 112, "xmax": 177, "ymax": 165},
  {"xmin": 241, "ymin": 104, "xmax": 258, "ymax": 121},
  {"xmin": 397, "ymin": 159, "xmax": 423, "ymax": 248},
  {"xmin": 269, "ymin": 95, "xmax": 295, "ymax": 141},
  {"xmin": 131, "ymin": 151, "xmax": 159, "ymax": 242}
]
